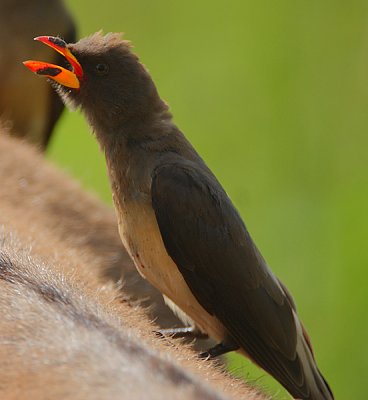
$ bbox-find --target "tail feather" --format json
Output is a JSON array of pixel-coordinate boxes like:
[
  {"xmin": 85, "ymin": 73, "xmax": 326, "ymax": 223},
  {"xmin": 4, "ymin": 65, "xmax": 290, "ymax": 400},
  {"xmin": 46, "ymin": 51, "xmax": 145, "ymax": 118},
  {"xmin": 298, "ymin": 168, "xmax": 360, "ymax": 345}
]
[
  {"xmin": 293, "ymin": 312, "xmax": 334, "ymax": 400},
  {"xmin": 277, "ymin": 279, "xmax": 333, "ymax": 399}
]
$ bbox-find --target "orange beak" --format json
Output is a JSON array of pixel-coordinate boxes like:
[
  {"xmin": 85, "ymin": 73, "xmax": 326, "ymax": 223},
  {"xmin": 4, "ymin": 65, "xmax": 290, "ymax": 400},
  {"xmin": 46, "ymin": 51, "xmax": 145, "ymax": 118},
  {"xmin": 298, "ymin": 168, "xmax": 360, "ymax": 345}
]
[{"xmin": 23, "ymin": 36, "xmax": 83, "ymax": 89}]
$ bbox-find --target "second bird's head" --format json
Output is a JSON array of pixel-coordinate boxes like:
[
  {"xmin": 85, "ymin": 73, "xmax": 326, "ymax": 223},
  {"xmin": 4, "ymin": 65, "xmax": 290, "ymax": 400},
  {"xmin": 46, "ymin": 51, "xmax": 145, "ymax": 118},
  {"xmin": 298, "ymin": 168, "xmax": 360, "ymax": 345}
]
[{"xmin": 24, "ymin": 32, "xmax": 161, "ymax": 133}]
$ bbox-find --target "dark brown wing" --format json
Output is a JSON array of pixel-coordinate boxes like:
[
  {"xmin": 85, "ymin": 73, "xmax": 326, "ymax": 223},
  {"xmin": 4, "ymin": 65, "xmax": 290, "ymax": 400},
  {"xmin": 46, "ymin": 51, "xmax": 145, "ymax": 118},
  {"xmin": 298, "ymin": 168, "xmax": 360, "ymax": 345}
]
[{"xmin": 151, "ymin": 162, "xmax": 310, "ymax": 398}]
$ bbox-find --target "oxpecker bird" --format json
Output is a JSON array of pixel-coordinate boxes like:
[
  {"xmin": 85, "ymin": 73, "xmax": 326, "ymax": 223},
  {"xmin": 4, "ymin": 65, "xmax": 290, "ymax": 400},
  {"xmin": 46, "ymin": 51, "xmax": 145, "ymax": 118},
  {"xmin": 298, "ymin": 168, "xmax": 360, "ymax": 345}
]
[{"xmin": 24, "ymin": 33, "xmax": 334, "ymax": 400}]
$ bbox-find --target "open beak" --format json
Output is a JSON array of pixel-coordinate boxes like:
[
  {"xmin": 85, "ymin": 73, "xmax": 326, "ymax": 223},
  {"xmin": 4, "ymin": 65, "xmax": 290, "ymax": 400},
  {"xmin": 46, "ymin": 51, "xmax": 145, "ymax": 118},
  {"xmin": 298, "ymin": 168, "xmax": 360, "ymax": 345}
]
[{"xmin": 23, "ymin": 36, "xmax": 83, "ymax": 89}]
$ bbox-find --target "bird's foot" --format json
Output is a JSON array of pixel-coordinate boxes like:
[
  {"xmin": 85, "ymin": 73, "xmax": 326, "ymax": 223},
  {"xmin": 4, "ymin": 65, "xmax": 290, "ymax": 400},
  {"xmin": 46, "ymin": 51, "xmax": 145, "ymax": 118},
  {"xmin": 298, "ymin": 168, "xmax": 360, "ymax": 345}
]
[
  {"xmin": 155, "ymin": 326, "xmax": 208, "ymax": 340},
  {"xmin": 199, "ymin": 342, "xmax": 239, "ymax": 359}
]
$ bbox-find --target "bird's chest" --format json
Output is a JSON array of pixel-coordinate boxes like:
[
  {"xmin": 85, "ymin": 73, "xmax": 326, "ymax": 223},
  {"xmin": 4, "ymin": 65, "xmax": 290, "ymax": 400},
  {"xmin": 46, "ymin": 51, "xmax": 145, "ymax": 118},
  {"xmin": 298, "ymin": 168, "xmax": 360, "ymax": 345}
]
[
  {"xmin": 108, "ymin": 153, "xmax": 175, "ymax": 289},
  {"xmin": 109, "ymin": 168, "xmax": 225, "ymax": 340},
  {"xmin": 113, "ymin": 191, "xmax": 180, "ymax": 297}
]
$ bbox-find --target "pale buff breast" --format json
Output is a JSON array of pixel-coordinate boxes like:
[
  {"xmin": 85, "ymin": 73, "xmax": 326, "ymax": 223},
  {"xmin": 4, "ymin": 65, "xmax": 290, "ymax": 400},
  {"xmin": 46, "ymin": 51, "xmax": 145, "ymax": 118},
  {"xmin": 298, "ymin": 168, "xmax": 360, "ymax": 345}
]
[{"xmin": 114, "ymin": 196, "xmax": 226, "ymax": 342}]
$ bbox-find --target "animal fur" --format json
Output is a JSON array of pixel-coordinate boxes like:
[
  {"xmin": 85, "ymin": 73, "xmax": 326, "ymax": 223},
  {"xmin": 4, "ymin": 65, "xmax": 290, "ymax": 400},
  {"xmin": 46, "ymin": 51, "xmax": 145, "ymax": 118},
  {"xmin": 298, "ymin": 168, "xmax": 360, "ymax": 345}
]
[{"xmin": 0, "ymin": 132, "xmax": 268, "ymax": 400}]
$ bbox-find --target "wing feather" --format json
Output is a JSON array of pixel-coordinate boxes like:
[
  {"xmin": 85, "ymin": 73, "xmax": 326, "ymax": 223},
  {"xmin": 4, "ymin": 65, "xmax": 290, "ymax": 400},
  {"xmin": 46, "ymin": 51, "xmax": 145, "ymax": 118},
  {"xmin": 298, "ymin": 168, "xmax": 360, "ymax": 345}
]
[{"xmin": 151, "ymin": 162, "xmax": 311, "ymax": 398}]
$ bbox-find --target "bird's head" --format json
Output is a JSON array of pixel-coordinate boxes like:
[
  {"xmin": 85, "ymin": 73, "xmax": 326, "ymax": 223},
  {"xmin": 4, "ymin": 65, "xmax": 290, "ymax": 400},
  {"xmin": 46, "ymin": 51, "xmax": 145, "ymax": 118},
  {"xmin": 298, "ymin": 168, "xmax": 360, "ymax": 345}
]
[{"xmin": 23, "ymin": 32, "xmax": 161, "ymax": 134}]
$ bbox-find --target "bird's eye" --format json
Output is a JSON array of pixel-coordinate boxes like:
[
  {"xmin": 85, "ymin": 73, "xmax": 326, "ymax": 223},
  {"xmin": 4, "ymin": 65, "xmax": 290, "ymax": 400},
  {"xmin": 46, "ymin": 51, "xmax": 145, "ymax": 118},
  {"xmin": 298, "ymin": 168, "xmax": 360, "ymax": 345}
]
[{"xmin": 95, "ymin": 63, "xmax": 109, "ymax": 75}]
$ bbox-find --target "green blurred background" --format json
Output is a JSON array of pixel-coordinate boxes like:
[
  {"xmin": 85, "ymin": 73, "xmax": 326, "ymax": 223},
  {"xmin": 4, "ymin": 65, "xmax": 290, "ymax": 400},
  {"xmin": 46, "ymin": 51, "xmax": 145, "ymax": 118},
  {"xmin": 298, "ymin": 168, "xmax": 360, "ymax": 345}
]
[{"xmin": 47, "ymin": 1, "xmax": 368, "ymax": 398}]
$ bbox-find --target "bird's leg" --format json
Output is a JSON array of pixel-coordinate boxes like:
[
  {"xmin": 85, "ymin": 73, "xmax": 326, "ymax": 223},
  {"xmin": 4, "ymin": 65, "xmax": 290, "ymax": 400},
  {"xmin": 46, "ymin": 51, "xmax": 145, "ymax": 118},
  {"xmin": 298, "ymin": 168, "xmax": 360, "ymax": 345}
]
[
  {"xmin": 199, "ymin": 342, "xmax": 239, "ymax": 359},
  {"xmin": 155, "ymin": 326, "xmax": 209, "ymax": 339}
]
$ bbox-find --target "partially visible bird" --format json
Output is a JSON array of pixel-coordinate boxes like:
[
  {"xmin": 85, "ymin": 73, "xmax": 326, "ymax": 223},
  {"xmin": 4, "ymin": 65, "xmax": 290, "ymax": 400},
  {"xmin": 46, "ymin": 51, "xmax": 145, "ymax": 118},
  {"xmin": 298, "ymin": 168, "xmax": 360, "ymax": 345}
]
[
  {"xmin": 24, "ymin": 33, "xmax": 334, "ymax": 399},
  {"xmin": 0, "ymin": 0, "xmax": 75, "ymax": 149}
]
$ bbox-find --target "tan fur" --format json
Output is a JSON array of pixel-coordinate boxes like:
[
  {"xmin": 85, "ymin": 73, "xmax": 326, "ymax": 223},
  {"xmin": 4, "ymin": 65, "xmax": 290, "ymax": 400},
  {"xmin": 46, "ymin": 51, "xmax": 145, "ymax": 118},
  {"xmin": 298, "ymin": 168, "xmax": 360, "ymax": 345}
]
[
  {"xmin": 0, "ymin": 133, "xmax": 269, "ymax": 400},
  {"xmin": 0, "ymin": 129, "xmax": 175, "ymax": 328}
]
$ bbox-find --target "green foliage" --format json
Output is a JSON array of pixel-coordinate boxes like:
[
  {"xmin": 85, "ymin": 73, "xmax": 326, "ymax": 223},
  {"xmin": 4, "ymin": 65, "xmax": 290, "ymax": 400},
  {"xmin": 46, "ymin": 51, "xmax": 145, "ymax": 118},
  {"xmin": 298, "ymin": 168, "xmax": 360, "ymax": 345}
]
[{"xmin": 48, "ymin": 1, "xmax": 368, "ymax": 398}]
